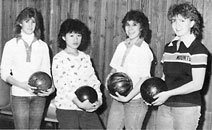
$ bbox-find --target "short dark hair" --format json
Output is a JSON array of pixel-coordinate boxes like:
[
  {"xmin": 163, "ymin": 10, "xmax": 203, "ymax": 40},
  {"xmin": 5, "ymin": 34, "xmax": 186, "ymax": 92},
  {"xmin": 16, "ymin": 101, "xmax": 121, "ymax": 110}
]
[
  {"xmin": 58, "ymin": 19, "xmax": 90, "ymax": 50},
  {"xmin": 167, "ymin": 2, "xmax": 204, "ymax": 38},
  {"xmin": 122, "ymin": 10, "xmax": 150, "ymax": 39},
  {"xmin": 14, "ymin": 7, "xmax": 41, "ymax": 39}
]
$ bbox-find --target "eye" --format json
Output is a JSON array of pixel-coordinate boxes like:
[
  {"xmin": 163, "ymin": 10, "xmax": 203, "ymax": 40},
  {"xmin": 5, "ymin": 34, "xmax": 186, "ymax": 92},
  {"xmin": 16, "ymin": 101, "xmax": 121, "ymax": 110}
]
[
  {"xmin": 24, "ymin": 19, "xmax": 30, "ymax": 23},
  {"xmin": 31, "ymin": 19, "xmax": 36, "ymax": 23},
  {"xmin": 125, "ymin": 23, "xmax": 130, "ymax": 27},
  {"xmin": 77, "ymin": 34, "xmax": 82, "ymax": 37},
  {"xmin": 171, "ymin": 19, "xmax": 176, "ymax": 24},
  {"xmin": 179, "ymin": 19, "xmax": 185, "ymax": 22},
  {"xmin": 133, "ymin": 23, "xmax": 138, "ymax": 26},
  {"xmin": 68, "ymin": 34, "xmax": 74, "ymax": 37}
]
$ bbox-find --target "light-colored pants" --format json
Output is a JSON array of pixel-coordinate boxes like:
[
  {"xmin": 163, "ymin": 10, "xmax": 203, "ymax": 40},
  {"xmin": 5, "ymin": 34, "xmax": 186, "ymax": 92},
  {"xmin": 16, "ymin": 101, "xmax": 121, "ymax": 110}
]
[
  {"xmin": 107, "ymin": 98, "xmax": 148, "ymax": 130},
  {"xmin": 156, "ymin": 105, "xmax": 201, "ymax": 130}
]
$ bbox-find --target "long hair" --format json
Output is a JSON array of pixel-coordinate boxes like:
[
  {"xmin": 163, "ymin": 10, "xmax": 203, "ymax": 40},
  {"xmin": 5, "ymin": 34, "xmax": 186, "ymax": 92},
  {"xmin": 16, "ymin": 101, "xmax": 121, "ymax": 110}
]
[{"xmin": 14, "ymin": 7, "xmax": 41, "ymax": 39}]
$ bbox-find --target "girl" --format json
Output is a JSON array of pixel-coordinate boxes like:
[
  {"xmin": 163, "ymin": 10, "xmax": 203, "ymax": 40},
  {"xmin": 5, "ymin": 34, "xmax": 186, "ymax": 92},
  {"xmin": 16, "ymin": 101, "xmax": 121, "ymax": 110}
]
[
  {"xmin": 106, "ymin": 10, "xmax": 153, "ymax": 129},
  {"xmin": 52, "ymin": 18, "xmax": 104, "ymax": 129},
  {"xmin": 153, "ymin": 2, "xmax": 208, "ymax": 130},
  {"xmin": 1, "ymin": 7, "xmax": 54, "ymax": 129}
]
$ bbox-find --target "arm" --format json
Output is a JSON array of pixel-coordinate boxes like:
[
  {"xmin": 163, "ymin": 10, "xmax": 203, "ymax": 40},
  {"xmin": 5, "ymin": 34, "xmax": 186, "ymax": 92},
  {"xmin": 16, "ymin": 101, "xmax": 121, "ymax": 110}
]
[
  {"xmin": 111, "ymin": 76, "xmax": 149, "ymax": 102},
  {"xmin": 36, "ymin": 42, "xmax": 55, "ymax": 96},
  {"xmin": 1, "ymin": 42, "xmax": 35, "ymax": 94},
  {"xmin": 81, "ymin": 56, "xmax": 103, "ymax": 112},
  {"xmin": 152, "ymin": 68, "xmax": 206, "ymax": 106},
  {"xmin": 111, "ymin": 47, "xmax": 153, "ymax": 102}
]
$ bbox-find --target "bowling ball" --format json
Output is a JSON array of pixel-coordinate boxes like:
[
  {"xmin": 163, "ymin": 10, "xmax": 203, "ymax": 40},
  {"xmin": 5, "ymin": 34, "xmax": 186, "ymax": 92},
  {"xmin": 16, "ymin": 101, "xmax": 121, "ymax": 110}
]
[
  {"xmin": 140, "ymin": 77, "xmax": 167, "ymax": 104},
  {"xmin": 28, "ymin": 71, "xmax": 52, "ymax": 94},
  {"xmin": 107, "ymin": 72, "xmax": 133, "ymax": 97},
  {"xmin": 75, "ymin": 86, "xmax": 98, "ymax": 103}
]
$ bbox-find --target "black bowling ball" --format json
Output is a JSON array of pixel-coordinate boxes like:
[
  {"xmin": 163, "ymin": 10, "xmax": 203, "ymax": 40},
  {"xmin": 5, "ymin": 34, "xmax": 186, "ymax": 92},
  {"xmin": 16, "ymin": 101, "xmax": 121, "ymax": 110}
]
[
  {"xmin": 28, "ymin": 71, "xmax": 52, "ymax": 94},
  {"xmin": 107, "ymin": 72, "xmax": 133, "ymax": 97},
  {"xmin": 75, "ymin": 86, "xmax": 98, "ymax": 103},
  {"xmin": 140, "ymin": 77, "xmax": 167, "ymax": 104}
]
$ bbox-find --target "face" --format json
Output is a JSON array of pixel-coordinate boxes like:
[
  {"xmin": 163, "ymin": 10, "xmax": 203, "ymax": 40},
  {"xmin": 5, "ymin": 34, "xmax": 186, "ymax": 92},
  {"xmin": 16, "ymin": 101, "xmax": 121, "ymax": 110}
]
[
  {"xmin": 62, "ymin": 32, "xmax": 82, "ymax": 50},
  {"xmin": 125, "ymin": 20, "xmax": 141, "ymax": 40},
  {"xmin": 171, "ymin": 14, "xmax": 194, "ymax": 38},
  {"xmin": 20, "ymin": 17, "xmax": 36, "ymax": 35}
]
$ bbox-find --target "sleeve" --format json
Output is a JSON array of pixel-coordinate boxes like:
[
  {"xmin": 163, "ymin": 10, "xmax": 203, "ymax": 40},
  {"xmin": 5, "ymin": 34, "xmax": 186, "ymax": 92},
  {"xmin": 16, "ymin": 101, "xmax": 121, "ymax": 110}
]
[
  {"xmin": 1, "ymin": 42, "xmax": 13, "ymax": 81},
  {"xmin": 109, "ymin": 43, "xmax": 123, "ymax": 69},
  {"xmin": 191, "ymin": 44, "xmax": 208, "ymax": 68},
  {"xmin": 161, "ymin": 43, "xmax": 170, "ymax": 64},
  {"xmin": 52, "ymin": 55, "xmax": 68, "ymax": 90},
  {"xmin": 86, "ymin": 55, "xmax": 102, "ymax": 101},
  {"xmin": 40, "ymin": 42, "xmax": 51, "ymax": 76},
  {"xmin": 136, "ymin": 48, "xmax": 153, "ymax": 77}
]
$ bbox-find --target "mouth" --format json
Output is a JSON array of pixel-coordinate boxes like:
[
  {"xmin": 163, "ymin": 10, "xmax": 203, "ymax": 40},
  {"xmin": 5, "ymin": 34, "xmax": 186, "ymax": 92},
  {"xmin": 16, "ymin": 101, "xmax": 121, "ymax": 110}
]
[{"xmin": 73, "ymin": 42, "xmax": 79, "ymax": 46}]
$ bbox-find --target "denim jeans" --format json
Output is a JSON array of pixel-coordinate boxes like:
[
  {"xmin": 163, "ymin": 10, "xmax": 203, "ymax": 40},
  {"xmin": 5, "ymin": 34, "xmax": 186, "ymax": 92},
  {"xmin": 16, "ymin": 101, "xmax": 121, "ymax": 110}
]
[
  {"xmin": 107, "ymin": 98, "xmax": 148, "ymax": 130},
  {"xmin": 156, "ymin": 105, "xmax": 201, "ymax": 130},
  {"xmin": 56, "ymin": 109, "xmax": 104, "ymax": 129},
  {"xmin": 11, "ymin": 96, "xmax": 46, "ymax": 129}
]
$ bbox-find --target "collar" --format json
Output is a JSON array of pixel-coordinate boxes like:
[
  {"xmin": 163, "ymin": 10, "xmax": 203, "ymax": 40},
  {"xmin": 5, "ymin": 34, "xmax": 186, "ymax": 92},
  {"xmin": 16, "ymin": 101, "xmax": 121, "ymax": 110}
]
[
  {"xmin": 124, "ymin": 38, "xmax": 144, "ymax": 48},
  {"xmin": 180, "ymin": 34, "xmax": 196, "ymax": 48},
  {"xmin": 168, "ymin": 36, "xmax": 180, "ymax": 46},
  {"xmin": 16, "ymin": 34, "xmax": 38, "ymax": 44},
  {"xmin": 168, "ymin": 34, "xmax": 196, "ymax": 48},
  {"xmin": 134, "ymin": 38, "xmax": 144, "ymax": 47}
]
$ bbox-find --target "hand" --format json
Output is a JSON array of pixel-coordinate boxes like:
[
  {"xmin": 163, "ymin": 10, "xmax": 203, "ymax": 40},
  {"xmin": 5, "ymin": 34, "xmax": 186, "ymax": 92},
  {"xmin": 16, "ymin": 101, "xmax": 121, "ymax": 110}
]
[
  {"xmin": 110, "ymin": 92, "xmax": 130, "ymax": 103},
  {"xmin": 85, "ymin": 101, "xmax": 102, "ymax": 112},
  {"xmin": 143, "ymin": 100, "xmax": 152, "ymax": 106},
  {"xmin": 151, "ymin": 91, "xmax": 170, "ymax": 106},
  {"xmin": 105, "ymin": 73, "xmax": 113, "ymax": 90},
  {"xmin": 21, "ymin": 82, "xmax": 37, "ymax": 96},
  {"xmin": 80, "ymin": 100, "xmax": 96, "ymax": 112},
  {"xmin": 36, "ymin": 87, "xmax": 55, "ymax": 97}
]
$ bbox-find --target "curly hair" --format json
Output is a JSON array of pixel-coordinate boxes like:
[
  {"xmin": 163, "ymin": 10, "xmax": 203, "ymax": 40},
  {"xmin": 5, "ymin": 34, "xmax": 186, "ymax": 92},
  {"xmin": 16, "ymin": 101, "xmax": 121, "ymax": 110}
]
[
  {"xmin": 167, "ymin": 2, "xmax": 204, "ymax": 38},
  {"xmin": 122, "ymin": 10, "xmax": 150, "ymax": 39},
  {"xmin": 58, "ymin": 19, "xmax": 90, "ymax": 50},
  {"xmin": 14, "ymin": 7, "xmax": 41, "ymax": 39}
]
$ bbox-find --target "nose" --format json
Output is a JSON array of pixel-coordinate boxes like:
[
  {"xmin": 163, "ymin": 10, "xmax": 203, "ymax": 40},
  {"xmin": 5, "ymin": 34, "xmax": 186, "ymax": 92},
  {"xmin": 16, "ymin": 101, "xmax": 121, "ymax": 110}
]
[
  {"xmin": 175, "ymin": 20, "xmax": 181, "ymax": 28},
  {"xmin": 128, "ymin": 25, "xmax": 134, "ymax": 30},
  {"xmin": 73, "ymin": 36, "xmax": 79, "ymax": 42}
]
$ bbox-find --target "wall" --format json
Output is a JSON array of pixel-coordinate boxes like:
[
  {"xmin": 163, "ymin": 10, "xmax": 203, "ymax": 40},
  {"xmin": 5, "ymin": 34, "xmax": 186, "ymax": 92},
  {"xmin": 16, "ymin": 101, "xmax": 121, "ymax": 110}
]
[{"xmin": 0, "ymin": 0, "xmax": 212, "ymax": 129}]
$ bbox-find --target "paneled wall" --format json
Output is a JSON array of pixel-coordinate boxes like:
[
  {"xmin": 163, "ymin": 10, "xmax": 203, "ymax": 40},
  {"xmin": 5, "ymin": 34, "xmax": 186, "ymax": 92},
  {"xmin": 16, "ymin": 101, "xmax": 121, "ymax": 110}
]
[{"xmin": 0, "ymin": 0, "xmax": 212, "ymax": 129}]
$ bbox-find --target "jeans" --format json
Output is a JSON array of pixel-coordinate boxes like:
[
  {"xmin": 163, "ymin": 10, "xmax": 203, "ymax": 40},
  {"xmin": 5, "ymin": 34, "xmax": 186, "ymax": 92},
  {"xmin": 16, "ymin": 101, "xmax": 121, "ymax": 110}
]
[
  {"xmin": 107, "ymin": 98, "xmax": 148, "ymax": 130},
  {"xmin": 56, "ymin": 109, "xmax": 104, "ymax": 129},
  {"xmin": 156, "ymin": 105, "xmax": 201, "ymax": 130},
  {"xmin": 11, "ymin": 96, "xmax": 46, "ymax": 129}
]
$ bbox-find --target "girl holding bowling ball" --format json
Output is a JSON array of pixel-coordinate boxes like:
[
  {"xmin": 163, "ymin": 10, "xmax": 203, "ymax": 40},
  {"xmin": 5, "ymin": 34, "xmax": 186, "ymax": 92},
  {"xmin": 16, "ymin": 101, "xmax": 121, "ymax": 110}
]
[
  {"xmin": 52, "ymin": 18, "xmax": 104, "ymax": 129},
  {"xmin": 152, "ymin": 2, "xmax": 208, "ymax": 130},
  {"xmin": 106, "ymin": 10, "xmax": 153, "ymax": 129},
  {"xmin": 0, "ymin": 7, "xmax": 54, "ymax": 129}
]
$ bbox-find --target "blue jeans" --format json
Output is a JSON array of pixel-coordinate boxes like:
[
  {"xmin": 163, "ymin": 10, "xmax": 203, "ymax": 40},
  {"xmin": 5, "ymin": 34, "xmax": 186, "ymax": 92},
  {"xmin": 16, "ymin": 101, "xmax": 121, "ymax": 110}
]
[
  {"xmin": 107, "ymin": 98, "xmax": 148, "ymax": 129},
  {"xmin": 11, "ymin": 96, "xmax": 46, "ymax": 129},
  {"xmin": 56, "ymin": 109, "xmax": 104, "ymax": 129},
  {"xmin": 156, "ymin": 105, "xmax": 201, "ymax": 130}
]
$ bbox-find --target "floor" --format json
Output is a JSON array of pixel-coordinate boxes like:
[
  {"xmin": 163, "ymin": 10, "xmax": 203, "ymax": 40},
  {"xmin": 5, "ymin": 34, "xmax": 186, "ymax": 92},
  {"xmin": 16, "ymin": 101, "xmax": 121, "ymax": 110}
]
[{"xmin": 0, "ymin": 114, "xmax": 58, "ymax": 129}]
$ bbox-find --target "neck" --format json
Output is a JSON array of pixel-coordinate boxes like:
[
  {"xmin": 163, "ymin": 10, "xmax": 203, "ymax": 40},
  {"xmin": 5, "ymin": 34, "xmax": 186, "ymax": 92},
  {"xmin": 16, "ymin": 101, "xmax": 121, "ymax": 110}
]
[
  {"xmin": 64, "ymin": 48, "xmax": 79, "ymax": 56},
  {"xmin": 21, "ymin": 31, "xmax": 34, "ymax": 44},
  {"xmin": 129, "ymin": 37, "xmax": 140, "ymax": 44},
  {"xmin": 125, "ymin": 37, "xmax": 141, "ymax": 48},
  {"xmin": 179, "ymin": 33, "xmax": 196, "ymax": 47}
]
